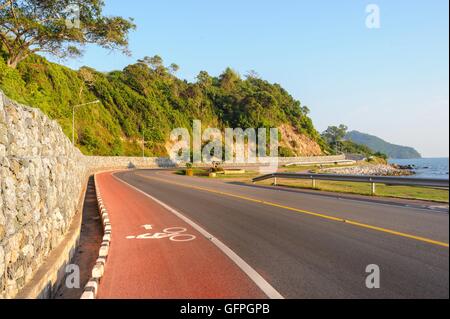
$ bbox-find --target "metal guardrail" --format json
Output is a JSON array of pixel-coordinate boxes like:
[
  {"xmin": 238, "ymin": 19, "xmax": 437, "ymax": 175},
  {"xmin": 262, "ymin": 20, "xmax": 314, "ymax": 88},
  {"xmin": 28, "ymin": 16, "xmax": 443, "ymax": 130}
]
[{"xmin": 252, "ymin": 173, "xmax": 449, "ymax": 195}]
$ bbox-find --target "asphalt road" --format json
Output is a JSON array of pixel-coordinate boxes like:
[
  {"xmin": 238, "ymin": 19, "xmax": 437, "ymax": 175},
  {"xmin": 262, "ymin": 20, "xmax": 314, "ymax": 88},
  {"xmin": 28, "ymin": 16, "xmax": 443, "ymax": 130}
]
[{"xmin": 113, "ymin": 169, "xmax": 449, "ymax": 299}]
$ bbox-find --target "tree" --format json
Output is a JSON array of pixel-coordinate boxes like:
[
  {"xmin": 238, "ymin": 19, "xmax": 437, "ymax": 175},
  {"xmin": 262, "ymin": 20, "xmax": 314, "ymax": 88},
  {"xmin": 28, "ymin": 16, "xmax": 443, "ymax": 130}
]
[
  {"xmin": 301, "ymin": 106, "xmax": 310, "ymax": 115},
  {"xmin": 196, "ymin": 70, "xmax": 212, "ymax": 87},
  {"xmin": 0, "ymin": 0, "xmax": 135, "ymax": 68},
  {"xmin": 169, "ymin": 63, "xmax": 179, "ymax": 74},
  {"xmin": 148, "ymin": 55, "xmax": 163, "ymax": 69},
  {"xmin": 245, "ymin": 69, "xmax": 260, "ymax": 79},
  {"xmin": 78, "ymin": 66, "xmax": 95, "ymax": 87},
  {"xmin": 322, "ymin": 124, "xmax": 348, "ymax": 152},
  {"xmin": 138, "ymin": 55, "xmax": 162, "ymax": 69},
  {"xmin": 137, "ymin": 55, "xmax": 166, "ymax": 74},
  {"xmin": 219, "ymin": 67, "xmax": 239, "ymax": 91}
]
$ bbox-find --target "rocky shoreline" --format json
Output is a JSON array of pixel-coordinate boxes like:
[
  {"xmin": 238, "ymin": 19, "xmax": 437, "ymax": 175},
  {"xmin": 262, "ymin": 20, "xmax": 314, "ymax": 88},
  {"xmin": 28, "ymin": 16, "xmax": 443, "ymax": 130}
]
[{"xmin": 318, "ymin": 164, "xmax": 414, "ymax": 176}]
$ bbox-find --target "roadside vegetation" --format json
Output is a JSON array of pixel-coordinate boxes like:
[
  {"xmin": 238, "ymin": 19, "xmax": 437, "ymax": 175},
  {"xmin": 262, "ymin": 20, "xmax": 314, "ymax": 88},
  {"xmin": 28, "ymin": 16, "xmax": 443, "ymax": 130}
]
[
  {"xmin": 177, "ymin": 163, "xmax": 448, "ymax": 203},
  {"xmin": 0, "ymin": 49, "xmax": 329, "ymax": 156},
  {"xmin": 260, "ymin": 179, "xmax": 449, "ymax": 203}
]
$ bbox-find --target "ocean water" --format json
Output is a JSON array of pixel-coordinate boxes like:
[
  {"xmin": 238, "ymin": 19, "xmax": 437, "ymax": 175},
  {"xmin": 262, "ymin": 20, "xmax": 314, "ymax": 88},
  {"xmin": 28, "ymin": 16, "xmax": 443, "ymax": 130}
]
[{"xmin": 388, "ymin": 158, "xmax": 449, "ymax": 179}]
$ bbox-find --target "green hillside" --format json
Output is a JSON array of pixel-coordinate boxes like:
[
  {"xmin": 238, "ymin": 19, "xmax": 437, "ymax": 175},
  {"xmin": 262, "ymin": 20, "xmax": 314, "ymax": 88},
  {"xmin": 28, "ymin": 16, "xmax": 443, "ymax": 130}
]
[
  {"xmin": 345, "ymin": 131, "xmax": 421, "ymax": 159},
  {"xmin": 0, "ymin": 51, "xmax": 328, "ymax": 157}
]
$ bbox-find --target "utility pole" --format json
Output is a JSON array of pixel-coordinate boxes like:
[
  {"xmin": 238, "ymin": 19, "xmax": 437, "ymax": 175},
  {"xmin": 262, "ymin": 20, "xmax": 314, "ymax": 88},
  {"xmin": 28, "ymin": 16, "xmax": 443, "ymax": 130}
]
[
  {"xmin": 71, "ymin": 100, "xmax": 100, "ymax": 145},
  {"xmin": 142, "ymin": 129, "xmax": 145, "ymax": 158}
]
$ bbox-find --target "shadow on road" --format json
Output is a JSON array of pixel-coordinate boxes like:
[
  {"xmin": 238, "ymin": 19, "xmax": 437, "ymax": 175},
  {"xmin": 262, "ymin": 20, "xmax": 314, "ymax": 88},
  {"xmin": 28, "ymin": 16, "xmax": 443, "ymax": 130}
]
[{"xmin": 55, "ymin": 176, "xmax": 103, "ymax": 299}]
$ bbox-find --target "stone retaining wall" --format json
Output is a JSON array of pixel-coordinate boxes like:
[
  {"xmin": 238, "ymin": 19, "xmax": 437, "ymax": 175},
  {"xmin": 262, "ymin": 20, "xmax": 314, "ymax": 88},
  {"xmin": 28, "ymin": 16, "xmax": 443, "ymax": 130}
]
[
  {"xmin": 0, "ymin": 91, "xmax": 87, "ymax": 298},
  {"xmin": 277, "ymin": 155, "xmax": 346, "ymax": 163},
  {"xmin": 86, "ymin": 155, "xmax": 347, "ymax": 171},
  {"xmin": 87, "ymin": 156, "xmax": 176, "ymax": 171}
]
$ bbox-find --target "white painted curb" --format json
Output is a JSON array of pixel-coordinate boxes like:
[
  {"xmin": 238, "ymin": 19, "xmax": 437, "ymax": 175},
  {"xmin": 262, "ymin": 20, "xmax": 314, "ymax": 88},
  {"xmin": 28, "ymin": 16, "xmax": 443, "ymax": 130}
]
[{"xmin": 80, "ymin": 173, "xmax": 112, "ymax": 299}]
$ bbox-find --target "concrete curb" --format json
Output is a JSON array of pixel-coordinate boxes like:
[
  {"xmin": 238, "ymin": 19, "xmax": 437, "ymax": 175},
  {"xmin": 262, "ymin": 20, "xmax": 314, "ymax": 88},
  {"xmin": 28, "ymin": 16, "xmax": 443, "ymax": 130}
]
[{"xmin": 80, "ymin": 173, "xmax": 112, "ymax": 299}]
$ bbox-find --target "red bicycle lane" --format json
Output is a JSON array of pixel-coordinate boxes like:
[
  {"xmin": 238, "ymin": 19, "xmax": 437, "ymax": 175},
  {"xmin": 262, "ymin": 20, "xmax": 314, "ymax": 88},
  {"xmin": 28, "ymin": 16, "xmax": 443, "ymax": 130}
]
[{"xmin": 95, "ymin": 171, "xmax": 267, "ymax": 299}]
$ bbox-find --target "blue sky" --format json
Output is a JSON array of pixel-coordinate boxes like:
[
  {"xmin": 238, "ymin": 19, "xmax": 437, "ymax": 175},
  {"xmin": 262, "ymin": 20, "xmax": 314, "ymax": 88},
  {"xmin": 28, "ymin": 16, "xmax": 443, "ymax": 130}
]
[{"xmin": 53, "ymin": 0, "xmax": 449, "ymax": 157}]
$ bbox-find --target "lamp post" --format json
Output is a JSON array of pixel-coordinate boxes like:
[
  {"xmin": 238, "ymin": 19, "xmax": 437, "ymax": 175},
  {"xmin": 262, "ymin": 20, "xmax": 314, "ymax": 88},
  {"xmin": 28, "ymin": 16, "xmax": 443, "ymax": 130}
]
[
  {"xmin": 142, "ymin": 129, "xmax": 145, "ymax": 158},
  {"xmin": 71, "ymin": 100, "xmax": 100, "ymax": 145}
]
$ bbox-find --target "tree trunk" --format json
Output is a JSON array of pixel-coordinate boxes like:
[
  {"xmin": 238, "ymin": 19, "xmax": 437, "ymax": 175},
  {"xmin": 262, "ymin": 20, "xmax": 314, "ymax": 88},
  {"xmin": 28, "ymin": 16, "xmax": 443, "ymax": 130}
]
[
  {"xmin": 6, "ymin": 57, "xmax": 20, "ymax": 69},
  {"xmin": 6, "ymin": 53, "xmax": 26, "ymax": 69}
]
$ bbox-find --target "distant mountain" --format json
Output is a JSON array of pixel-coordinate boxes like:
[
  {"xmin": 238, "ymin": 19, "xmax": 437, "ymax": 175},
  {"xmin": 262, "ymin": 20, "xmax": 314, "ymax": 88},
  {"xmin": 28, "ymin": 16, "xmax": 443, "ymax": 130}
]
[{"xmin": 345, "ymin": 131, "xmax": 421, "ymax": 159}]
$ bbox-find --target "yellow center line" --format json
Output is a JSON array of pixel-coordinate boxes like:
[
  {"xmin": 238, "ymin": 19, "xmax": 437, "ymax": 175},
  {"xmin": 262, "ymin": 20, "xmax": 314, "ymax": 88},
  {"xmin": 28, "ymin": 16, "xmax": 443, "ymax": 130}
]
[{"xmin": 134, "ymin": 172, "xmax": 449, "ymax": 248}]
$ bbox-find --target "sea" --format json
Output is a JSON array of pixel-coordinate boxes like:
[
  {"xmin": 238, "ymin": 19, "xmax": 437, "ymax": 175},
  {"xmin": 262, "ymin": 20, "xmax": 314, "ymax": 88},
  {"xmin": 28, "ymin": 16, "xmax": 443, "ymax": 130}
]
[{"xmin": 388, "ymin": 158, "xmax": 449, "ymax": 179}]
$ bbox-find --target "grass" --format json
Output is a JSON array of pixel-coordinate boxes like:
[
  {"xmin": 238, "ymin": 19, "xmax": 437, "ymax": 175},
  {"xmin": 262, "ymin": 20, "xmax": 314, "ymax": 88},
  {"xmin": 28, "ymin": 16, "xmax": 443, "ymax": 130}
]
[
  {"xmin": 259, "ymin": 179, "xmax": 449, "ymax": 203},
  {"xmin": 176, "ymin": 168, "xmax": 260, "ymax": 180},
  {"xmin": 175, "ymin": 165, "xmax": 449, "ymax": 203},
  {"xmin": 175, "ymin": 169, "xmax": 210, "ymax": 176}
]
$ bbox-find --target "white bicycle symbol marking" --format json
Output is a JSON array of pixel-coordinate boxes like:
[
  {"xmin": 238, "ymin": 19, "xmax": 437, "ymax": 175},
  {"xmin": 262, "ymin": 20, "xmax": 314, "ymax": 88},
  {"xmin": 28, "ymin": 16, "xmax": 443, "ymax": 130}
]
[{"xmin": 126, "ymin": 227, "xmax": 196, "ymax": 242}]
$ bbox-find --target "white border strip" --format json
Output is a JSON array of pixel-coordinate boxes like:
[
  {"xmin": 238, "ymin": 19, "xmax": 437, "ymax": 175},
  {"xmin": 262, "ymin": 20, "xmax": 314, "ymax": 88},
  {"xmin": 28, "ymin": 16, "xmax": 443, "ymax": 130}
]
[
  {"xmin": 112, "ymin": 172, "xmax": 284, "ymax": 299},
  {"xmin": 80, "ymin": 173, "xmax": 112, "ymax": 299}
]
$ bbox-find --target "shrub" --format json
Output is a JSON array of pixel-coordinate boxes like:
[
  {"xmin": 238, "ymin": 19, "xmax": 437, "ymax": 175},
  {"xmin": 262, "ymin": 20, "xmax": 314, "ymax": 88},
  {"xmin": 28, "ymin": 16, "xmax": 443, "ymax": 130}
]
[{"xmin": 210, "ymin": 166, "xmax": 224, "ymax": 173}]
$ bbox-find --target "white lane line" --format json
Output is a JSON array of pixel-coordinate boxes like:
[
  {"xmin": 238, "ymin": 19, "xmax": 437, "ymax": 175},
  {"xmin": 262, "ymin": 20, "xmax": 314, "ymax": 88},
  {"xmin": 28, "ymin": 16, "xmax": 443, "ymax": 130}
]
[{"xmin": 111, "ymin": 172, "xmax": 284, "ymax": 299}]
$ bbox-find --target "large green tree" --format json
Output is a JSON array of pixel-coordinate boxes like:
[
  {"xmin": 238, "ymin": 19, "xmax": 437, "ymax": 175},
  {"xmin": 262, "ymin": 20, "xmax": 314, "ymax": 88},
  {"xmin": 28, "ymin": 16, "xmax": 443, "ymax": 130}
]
[
  {"xmin": 322, "ymin": 124, "xmax": 348, "ymax": 152},
  {"xmin": 0, "ymin": 0, "xmax": 135, "ymax": 68}
]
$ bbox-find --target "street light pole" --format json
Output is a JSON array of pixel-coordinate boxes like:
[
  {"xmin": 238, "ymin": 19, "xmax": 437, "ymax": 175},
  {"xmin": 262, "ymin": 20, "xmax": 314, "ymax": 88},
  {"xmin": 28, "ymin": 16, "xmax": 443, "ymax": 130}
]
[
  {"xmin": 142, "ymin": 129, "xmax": 145, "ymax": 158},
  {"xmin": 72, "ymin": 107, "xmax": 75, "ymax": 146},
  {"xmin": 71, "ymin": 100, "xmax": 100, "ymax": 145}
]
